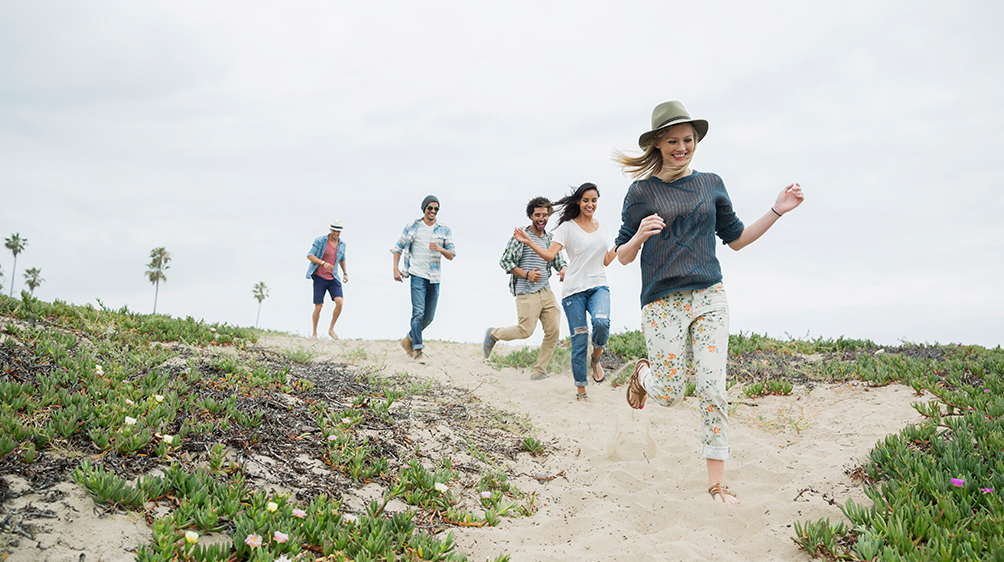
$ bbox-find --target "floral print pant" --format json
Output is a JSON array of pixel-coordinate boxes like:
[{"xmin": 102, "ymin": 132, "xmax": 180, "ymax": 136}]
[{"xmin": 640, "ymin": 283, "xmax": 730, "ymax": 460}]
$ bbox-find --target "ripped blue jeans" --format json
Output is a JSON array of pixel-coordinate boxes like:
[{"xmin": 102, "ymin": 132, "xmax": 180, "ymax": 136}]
[{"xmin": 561, "ymin": 286, "xmax": 610, "ymax": 387}]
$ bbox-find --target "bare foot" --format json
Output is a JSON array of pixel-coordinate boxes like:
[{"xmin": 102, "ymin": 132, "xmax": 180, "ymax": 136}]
[
  {"xmin": 311, "ymin": 335, "xmax": 319, "ymax": 341},
  {"xmin": 328, "ymin": 329, "xmax": 339, "ymax": 340},
  {"xmin": 708, "ymin": 482, "xmax": 740, "ymax": 505}
]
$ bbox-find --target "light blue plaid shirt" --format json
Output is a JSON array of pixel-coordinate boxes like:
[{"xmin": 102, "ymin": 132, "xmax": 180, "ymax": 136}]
[{"xmin": 390, "ymin": 219, "xmax": 456, "ymax": 283}]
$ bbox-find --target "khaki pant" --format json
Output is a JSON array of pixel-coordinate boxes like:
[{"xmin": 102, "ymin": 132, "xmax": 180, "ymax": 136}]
[{"xmin": 491, "ymin": 287, "xmax": 561, "ymax": 377}]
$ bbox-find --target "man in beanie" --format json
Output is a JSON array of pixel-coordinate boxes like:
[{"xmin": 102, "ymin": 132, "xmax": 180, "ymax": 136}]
[
  {"xmin": 391, "ymin": 195, "xmax": 456, "ymax": 360},
  {"xmin": 306, "ymin": 219, "xmax": 348, "ymax": 339}
]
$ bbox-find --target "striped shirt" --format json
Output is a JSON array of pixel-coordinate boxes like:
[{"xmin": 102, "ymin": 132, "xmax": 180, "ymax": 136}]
[
  {"xmin": 614, "ymin": 171, "xmax": 745, "ymax": 307},
  {"xmin": 499, "ymin": 226, "xmax": 567, "ymax": 296},
  {"xmin": 514, "ymin": 230, "xmax": 552, "ymax": 295}
]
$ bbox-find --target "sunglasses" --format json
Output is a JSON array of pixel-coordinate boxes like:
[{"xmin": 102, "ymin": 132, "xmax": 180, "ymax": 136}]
[{"xmin": 425, "ymin": 206, "xmax": 439, "ymax": 211}]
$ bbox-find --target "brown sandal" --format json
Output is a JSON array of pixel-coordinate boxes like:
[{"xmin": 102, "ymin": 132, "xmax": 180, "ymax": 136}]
[
  {"xmin": 626, "ymin": 359, "xmax": 650, "ymax": 409},
  {"xmin": 708, "ymin": 482, "xmax": 737, "ymax": 502}
]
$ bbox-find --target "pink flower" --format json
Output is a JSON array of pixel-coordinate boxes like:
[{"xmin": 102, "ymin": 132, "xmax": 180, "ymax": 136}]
[
  {"xmin": 273, "ymin": 531, "xmax": 288, "ymax": 543},
  {"xmin": 480, "ymin": 491, "xmax": 492, "ymax": 499},
  {"xmin": 244, "ymin": 534, "xmax": 262, "ymax": 548},
  {"xmin": 327, "ymin": 435, "xmax": 336, "ymax": 441},
  {"xmin": 292, "ymin": 508, "xmax": 307, "ymax": 518},
  {"xmin": 950, "ymin": 478, "xmax": 965, "ymax": 487},
  {"xmin": 985, "ymin": 389, "xmax": 991, "ymax": 392},
  {"xmin": 982, "ymin": 488, "xmax": 994, "ymax": 493}
]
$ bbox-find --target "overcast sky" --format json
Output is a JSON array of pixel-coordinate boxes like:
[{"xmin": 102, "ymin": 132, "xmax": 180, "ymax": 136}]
[{"xmin": 2, "ymin": 0, "xmax": 1002, "ymax": 348}]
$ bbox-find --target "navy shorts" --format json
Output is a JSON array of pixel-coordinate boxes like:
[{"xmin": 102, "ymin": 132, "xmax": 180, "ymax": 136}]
[{"xmin": 312, "ymin": 274, "xmax": 343, "ymax": 304}]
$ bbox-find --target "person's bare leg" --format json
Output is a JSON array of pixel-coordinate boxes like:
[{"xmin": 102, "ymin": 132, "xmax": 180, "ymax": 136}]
[
  {"xmin": 311, "ymin": 303, "xmax": 323, "ymax": 340},
  {"xmin": 328, "ymin": 297, "xmax": 343, "ymax": 339},
  {"xmin": 707, "ymin": 459, "xmax": 739, "ymax": 504}
]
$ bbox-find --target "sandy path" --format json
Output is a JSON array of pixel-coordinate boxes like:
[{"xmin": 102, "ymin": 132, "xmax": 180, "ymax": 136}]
[{"xmin": 268, "ymin": 336, "xmax": 926, "ymax": 562}]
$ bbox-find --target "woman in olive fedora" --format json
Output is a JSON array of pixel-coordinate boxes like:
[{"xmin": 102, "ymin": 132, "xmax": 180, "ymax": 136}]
[{"xmin": 612, "ymin": 100, "xmax": 804, "ymax": 504}]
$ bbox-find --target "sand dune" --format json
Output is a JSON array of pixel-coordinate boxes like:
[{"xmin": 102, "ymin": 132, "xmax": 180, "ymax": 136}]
[{"xmin": 272, "ymin": 336, "xmax": 926, "ymax": 562}]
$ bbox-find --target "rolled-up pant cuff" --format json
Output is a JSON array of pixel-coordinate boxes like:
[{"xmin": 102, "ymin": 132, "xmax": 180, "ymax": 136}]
[{"xmin": 703, "ymin": 445, "xmax": 730, "ymax": 461}]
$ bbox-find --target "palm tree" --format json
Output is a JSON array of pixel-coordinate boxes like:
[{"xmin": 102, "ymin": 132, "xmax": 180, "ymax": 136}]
[
  {"xmin": 145, "ymin": 247, "xmax": 171, "ymax": 314},
  {"xmin": 23, "ymin": 268, "xmax": 44, "ymax": 295},
  {"xmin": 5, "ymin": 233, "xmax": 27, "ymax": 297},
  {"xmin": 252, "ymin": 281, "xmax": 269, "ymax": 328}
]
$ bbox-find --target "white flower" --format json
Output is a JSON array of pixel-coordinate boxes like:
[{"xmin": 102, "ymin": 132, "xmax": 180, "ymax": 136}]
[
  {"xmin": 267, "ymin": 501, "xmax": 278, "ymax": 512},
  {"xmin": 210, "ymin": 327, "xmax": 216, "ymax": 332},
  {"xmin": 125, "ymin": 399, "xmax": 134, "ymax": 405},
  {"xmin": 480, "ymin": 491, "xmax": 492, "ymax": 499},
  {"xmin": 124, "ymin": 417, "xmax": 137, "ymax": 425},
  {"xmin": 276, "ymin": 556, "xmax": 291, "ymax": 562},
  {"xmin": 342, "ymin": 514, "xmax": 358, "ymax": 524},
  {"xmin": 273, "ymin": 531, "xmax": 288, "ymax": 543},
  {"xmin": 162, "ymin": 435, "xmax": 174, "ymax": 445},
  {"xmin": 155, "ymin": 395, "xmax": 164, "ymax": 402},
  {"xmin": 185, "ymin": 531, "xmax": 199, "ymax": 544},
  {"xmin": 434, "ymin": 483, "xmax": 449, "ymax": 493},
  {"xmin": 327, "ymin": 435, "xmax": 336, "ymax": 441},
  {"xmin": 341, "ymin": 418, "xmax": 352, "ymax": 425}
]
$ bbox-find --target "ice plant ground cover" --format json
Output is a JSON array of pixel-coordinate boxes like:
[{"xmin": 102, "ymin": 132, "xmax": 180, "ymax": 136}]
[
  {"xmin": 0, "ymin": 293, "xmax": 534, "ymax": 561},
  {"xmin": 1, "ymin": 290, "xmax": 1003, "ymax": 560},
  {"xmin": 790, "ymin": 346, "xmax": 1004, "ymax": 560}
]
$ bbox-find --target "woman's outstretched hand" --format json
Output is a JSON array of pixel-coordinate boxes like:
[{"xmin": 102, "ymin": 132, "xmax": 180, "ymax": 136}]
[
  {"xmin": 773, "ymin": 183, "xmax": 804, "ymax": 215},
  {"xmin": 513, "ymin": 227, "xmax": 530, "ymax": 244}
]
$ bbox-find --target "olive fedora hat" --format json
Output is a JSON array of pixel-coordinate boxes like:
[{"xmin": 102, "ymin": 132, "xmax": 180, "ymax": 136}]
[{"xmin": 638, "ymin": 100, "xmax": 709, "ymax": 149}]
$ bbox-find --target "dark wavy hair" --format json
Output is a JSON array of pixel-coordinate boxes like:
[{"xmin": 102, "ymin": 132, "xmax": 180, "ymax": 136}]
[
  {"xmin": 525, "ymin": 196, "xmax": 553, "ymax": 219},
  {"xmin": 554, "ymin": 183, "xmax": 599, "ymax": 226}
]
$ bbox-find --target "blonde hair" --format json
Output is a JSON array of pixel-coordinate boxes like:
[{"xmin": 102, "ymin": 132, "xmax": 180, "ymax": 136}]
[{"xmin": 613, "ymin": 123, "xmax": 698, "ymax": 182}]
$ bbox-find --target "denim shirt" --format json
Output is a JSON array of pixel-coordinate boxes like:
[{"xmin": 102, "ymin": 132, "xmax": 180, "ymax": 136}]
[{"xmin": 306, "ymin": 235, "xmax": 346, "ymax": 279}]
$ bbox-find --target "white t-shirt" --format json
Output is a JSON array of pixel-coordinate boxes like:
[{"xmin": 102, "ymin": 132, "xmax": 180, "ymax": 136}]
[
  {"xmin": 551, "ymin": 219, "xmax": 609, "ymax": 298},
  {"xmin": 408, "ymin": 222, "xmax": 436, "ymax": 280}
]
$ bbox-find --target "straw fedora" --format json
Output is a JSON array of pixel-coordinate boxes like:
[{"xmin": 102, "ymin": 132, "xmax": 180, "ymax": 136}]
[{"xmin": 638, "ymin": 101, "xmax": 709, "ymax": 148}]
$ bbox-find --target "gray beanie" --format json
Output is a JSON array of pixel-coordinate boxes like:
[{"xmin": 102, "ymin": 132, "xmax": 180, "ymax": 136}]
[{"xmin": 421, "ymin": 195, "xmax": 440, "ymax": 211}]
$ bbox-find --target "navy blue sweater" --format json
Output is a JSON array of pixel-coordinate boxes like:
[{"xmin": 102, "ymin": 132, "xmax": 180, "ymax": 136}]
[{"xmin": 614, "ymin": 171, "xmax": 745, "ymax": 307}]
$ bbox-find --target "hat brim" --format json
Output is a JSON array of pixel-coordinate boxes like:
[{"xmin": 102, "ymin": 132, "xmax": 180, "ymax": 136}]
[{"xmin": 638, "ymin": 118, "xmax": 709, "ymax": 149}]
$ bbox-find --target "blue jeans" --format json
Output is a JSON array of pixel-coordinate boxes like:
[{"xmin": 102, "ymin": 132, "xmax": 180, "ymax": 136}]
[
  {"xmin": 561, "ymin": 286, "xmax": 610, "ymax": 387},
  {"xmin": 409, "ymin": 276, "xmax": 440, "ymax": 350}
]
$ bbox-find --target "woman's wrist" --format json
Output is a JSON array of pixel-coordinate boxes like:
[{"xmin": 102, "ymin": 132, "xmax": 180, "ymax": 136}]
[{"xmin": 771, "ymin": 207, "xmax": 782, "ymax": 217}]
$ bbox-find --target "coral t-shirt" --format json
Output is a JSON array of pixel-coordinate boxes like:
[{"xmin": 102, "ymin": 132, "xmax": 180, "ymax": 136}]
[{"xmin": 315, "ymin": 241, "xmax": 339, "ymax": 280}]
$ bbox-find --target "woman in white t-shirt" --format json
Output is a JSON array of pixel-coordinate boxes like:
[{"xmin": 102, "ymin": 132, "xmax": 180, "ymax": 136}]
[{"xmin": 514, "ymin": 182, "xmax": 617, "ymax": 401}]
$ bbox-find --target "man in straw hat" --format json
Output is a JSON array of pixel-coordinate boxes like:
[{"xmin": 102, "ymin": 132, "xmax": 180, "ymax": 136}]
[{"xmin": 306, "ymin": 219, "xmax": 349, "ymax": 339}]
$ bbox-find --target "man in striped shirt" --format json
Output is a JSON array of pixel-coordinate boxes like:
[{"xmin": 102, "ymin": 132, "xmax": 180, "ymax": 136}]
[{"xmin": 483, "ymin": 197, "xmax": 567, "ymax": 380}]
